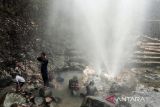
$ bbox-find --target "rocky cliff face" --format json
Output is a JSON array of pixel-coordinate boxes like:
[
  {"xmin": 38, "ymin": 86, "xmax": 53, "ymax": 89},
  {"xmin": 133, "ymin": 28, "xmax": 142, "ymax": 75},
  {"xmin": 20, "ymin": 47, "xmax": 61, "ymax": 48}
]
[{"xmin": 0, "ymin": 0, "xmax": 86, "ymax": 81}]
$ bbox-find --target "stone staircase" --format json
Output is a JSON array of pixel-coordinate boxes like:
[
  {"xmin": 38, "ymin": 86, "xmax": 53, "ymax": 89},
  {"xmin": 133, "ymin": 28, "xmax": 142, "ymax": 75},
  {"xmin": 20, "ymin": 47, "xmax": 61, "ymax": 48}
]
[{"xmin": 132, "ymin": 36, "xmax": 160, "ymax": 67}]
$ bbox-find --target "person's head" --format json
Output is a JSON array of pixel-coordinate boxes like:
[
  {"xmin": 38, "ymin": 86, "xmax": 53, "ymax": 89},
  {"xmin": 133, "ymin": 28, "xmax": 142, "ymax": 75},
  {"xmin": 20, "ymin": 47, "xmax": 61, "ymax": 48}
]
[
  {"xmin": 73, "ymin": 76, "xmax": 78, "ymax": 81},
  {"xmin": 11, "ymin": 73, "xmax": 17, "ymax": 78},
  {"xmin": 89, "ymin": 80, "xmax": 94, "ymax": 85},
  {"xmin": 15, "ymin": 61, "xmax": 20, "ymax": 67},
  {"xmin": 15, "ymin": 60, "xmax": 18, "ymax": 64},
  {"xmin": 41, "ymin": 52, "xmax": 46, "ymax": 58}
]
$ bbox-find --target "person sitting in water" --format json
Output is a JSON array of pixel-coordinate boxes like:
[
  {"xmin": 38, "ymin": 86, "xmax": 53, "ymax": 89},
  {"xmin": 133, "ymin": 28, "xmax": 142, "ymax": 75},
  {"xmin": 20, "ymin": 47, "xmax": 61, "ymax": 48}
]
[
  {"xmin": 80, "ymin": 80, "xmax": 98, "ymax": 97},
  {"xmin": 69, "ymin": 76, "xmax": 80, "ymax": 95},
  {"xmin": 12, "ymin": 73, "xmax": 25, "ymax": 92},
  {"xmin": 86, "ymin": 80, "xmax": 98, "ymax": 96},
  {"xmin": 69, "ymin": 76, "xmax": 79, "ymax": 89}
]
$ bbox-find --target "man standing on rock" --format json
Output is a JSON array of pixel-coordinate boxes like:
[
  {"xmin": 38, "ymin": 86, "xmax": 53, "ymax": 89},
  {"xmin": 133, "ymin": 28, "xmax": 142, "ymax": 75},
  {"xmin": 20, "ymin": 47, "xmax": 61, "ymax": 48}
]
[{"xmin": 37, "ymin": 52, "xmax": 49, "ymax": 87}]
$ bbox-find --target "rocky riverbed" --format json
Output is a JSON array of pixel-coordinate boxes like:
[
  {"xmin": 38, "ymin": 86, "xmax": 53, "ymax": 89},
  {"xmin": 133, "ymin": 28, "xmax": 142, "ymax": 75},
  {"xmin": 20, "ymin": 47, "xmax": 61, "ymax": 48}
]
[{"xmin": 0, "ymin": 67, "xmax": 160, "ymax": 107}]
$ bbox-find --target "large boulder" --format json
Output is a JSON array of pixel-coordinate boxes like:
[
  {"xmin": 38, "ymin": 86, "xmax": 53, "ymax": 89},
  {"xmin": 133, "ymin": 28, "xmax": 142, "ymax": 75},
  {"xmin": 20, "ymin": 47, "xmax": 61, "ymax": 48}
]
[
  {"xmin": 109, "ymin": 83, "xmax": 134, "ymax": 94},
  {"xmin": 1, "ymin": 93, "xmax": 26, "ymax": 107},
  {"xmin": 109, "ymin": 83, "xmax": 123, "ymax": 94}
]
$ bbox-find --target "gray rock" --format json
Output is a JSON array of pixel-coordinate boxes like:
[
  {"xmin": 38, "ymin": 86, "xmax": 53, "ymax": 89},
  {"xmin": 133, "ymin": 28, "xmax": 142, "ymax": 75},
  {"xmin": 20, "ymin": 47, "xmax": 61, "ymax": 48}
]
[
  {"xmin": 45, "ymin": 97, "xmax": 52, "ymax": 103},
  {"xmin": 34, "ymin": 97, "xmax": 44, "ymax": 106},
  {"xmin": 48, "ymin": 101, "xmax": 56, "ymax": 107},
  {"xmin": 153, "ymin": 88, "xmax": 159, "ymax": 92},
  {"xmin": 145, "ymin": 104, "xmax": 154, "ymax": 107},
  {"xmin": 116, "ymin": 101, "xmax": 132, "ymax": 107},
  {"xmin": 26, "ymin": 84, "xmax": 35, "ymax": 91},
  {"xmin": 39, "ymin": 87, "xmax": 53, "ymax": 97},
  {"xmin": 109, "ymin": 82, "xmax": 135, "ymax": 94},
  {"xmin": 2, "ymin": 93, "xmax": 26, "ymax": 107}
]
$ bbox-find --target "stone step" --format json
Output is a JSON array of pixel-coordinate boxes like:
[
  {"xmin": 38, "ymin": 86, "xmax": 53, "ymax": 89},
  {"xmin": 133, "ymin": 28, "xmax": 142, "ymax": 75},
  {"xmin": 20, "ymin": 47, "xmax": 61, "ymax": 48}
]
[
  {"xmin": 134, "ymin": 55, "xmax": 160, "ymax": 59},
  {"xmin": 129, "ymin": 60, "xmax": 160, "ymax": 67},
  {"xmin": 140, "ymin": 36, "xmax": 160, "ymax": 42},
  {"xmin": 131, "ymin": 59, "xmax": 160, "ymax": 63},
  {"xmin": 139, "ymin": 45, "xmax": 160, "ymax": 49},
  {"xmin": 140, "ymin": 42, "xmax": 160, "ymax": 46},
  {"xmin": 137, "ymin": 47, "xmax": 160, "ymax": 53},
  {"xmin": 134, "ymin": 51, "xmax": 160, "ymax": 55},
  {"xmin": 133, "ymin": 57, "xmax": 160, "ymax": 62},
  {"xmin": 134, "ymin": 51, "xmax": 160, "ymax": 57}
]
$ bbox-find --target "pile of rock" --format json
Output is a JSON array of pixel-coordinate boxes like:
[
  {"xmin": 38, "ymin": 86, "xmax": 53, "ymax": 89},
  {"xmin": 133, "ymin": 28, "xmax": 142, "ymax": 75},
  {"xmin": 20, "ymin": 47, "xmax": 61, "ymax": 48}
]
[
  {"xmin": 0, "ymin": 93, "xmax": 26, "ymax": 107},
  {"xmin": 0, "ymin": 87, "xmax": 61, "ymax": 107}
]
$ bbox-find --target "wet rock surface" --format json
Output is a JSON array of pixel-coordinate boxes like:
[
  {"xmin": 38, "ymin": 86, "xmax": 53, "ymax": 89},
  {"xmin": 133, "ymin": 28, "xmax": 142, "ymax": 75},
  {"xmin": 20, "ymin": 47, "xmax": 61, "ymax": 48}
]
[
  {"xmin": 145, "ymin": 104, "xmax": 154, "ymax": 107},
  {"xmin": 135, "ymin": 68, "xmax": 160, "ymax": 88},
  {"xmin": 109, "ymin": 83, "xmax": 133, "ymax": 94},
  {"xmin": 39, "ymin": 87, "xmax": 53, "ymax": 97},
  {"xmin": 34, "ymin": 97, "xmax": 44, "ymax": 106},
  {"xmin": 116, "ymin": 101, "xmax": 132, "ymax": 107},
  {"xmin": 131, "ymin": 90, "xmax": 160, "ymax": 107},
  {"xmin": 1, "ymin": 93, "xmax": 26, "ymax": 107},
  {"xmin": 0, "ymin": 69, "xmax": 160, "ymax": 107}
]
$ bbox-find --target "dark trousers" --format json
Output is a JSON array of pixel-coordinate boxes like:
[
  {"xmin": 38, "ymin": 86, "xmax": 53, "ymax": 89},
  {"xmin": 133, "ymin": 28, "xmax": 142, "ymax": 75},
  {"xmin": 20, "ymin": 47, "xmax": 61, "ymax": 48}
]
[
  {"xmin": 41, "ymin": 72, "xmax": 49, "ymax": 86},
  {"xmin": 16, "ymin": 82, "xmax": 24, "ymax": 91}
]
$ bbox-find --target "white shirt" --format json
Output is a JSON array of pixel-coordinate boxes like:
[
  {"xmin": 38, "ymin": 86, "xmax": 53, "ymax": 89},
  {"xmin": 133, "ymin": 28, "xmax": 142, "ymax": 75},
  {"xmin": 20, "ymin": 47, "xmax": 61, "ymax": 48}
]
[{"xmin": 16, "ymin": 75, "xmax": 25, "ymax": 83}]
